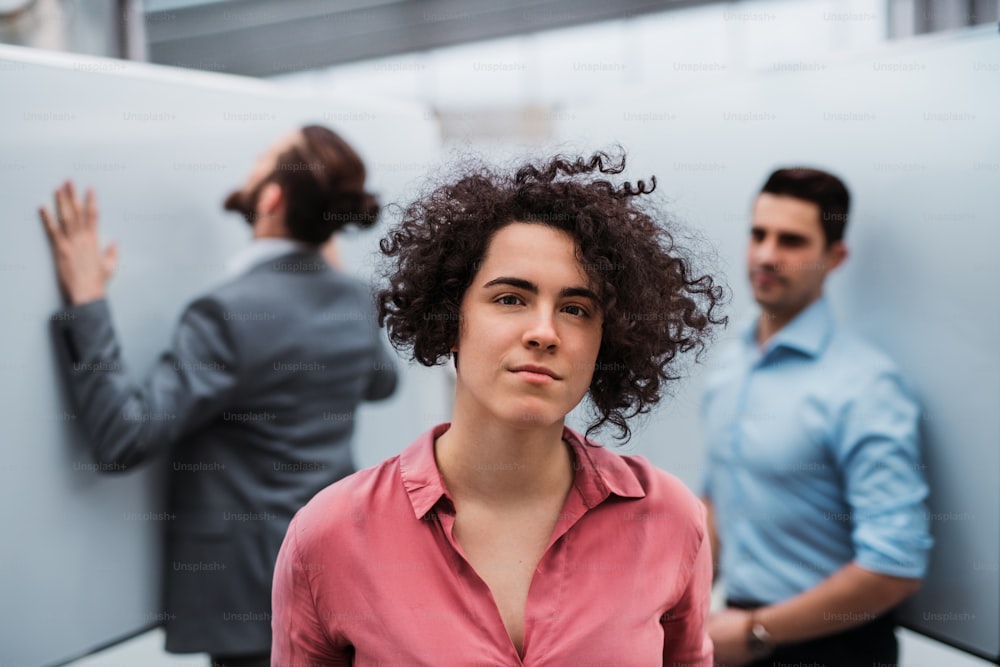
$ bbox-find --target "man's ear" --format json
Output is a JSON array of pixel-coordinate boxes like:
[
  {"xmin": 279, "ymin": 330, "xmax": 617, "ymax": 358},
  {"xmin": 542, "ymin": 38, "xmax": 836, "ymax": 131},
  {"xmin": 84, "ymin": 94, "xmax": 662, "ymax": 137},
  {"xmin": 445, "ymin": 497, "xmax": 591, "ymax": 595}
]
[
  {"xmin": 825, "ymin": 240, "xmax": 848, "ymax": 273},
  {"xmin": 257, "ymin": 182, "xmax": 284, "ymax": 215}
]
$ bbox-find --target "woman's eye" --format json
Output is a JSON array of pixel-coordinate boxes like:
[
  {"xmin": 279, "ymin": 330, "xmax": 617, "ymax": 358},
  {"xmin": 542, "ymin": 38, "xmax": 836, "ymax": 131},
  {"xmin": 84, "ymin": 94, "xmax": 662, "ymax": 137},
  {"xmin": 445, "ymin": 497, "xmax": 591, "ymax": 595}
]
[
  {"xmin": 563, "ymin": 304, "xmax": 588, "ymax": 317},
  {"xmin": 497, "ymin": 294, "xmax": 522, "ymax": 306}
]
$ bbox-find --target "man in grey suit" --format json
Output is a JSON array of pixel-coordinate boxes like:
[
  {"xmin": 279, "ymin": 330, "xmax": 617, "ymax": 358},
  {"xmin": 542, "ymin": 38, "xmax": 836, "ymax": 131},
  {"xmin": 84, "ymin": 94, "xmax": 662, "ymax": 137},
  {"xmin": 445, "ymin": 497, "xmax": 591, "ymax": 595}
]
[{"xmin": 39, "ymin": 125, "xmax": 398, "ymax": 667}]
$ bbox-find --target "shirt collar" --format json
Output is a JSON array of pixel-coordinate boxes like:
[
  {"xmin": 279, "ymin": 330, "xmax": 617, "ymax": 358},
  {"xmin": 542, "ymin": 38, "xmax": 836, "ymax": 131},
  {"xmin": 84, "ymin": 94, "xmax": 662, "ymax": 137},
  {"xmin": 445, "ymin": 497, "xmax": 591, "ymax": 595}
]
[
  {"xmin": 397, "ymin": 423, "xmax": 646, "ymax": 520},
  {"xmin": 225, "ymin": 237, "xmax": 313, "ymax": 278},
  {"xmin": 743, "ymin": 295, "xmax": 834, "ymax": 359}
]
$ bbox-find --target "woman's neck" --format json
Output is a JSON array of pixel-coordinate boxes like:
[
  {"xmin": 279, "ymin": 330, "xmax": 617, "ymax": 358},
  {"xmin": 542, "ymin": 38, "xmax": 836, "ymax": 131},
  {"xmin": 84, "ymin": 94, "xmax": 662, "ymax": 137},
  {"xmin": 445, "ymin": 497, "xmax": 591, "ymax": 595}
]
[{"xmin": 434, "ymin": 417, "xmax": 574, "ymax": 507}]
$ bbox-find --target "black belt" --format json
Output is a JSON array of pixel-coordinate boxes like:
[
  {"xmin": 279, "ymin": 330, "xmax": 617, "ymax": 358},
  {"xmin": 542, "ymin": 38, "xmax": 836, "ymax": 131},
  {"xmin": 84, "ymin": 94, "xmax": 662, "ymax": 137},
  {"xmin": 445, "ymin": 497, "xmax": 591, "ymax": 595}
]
[{"xmin": 725, "ymin": 599, "xmax": 899, "ymax": 666}]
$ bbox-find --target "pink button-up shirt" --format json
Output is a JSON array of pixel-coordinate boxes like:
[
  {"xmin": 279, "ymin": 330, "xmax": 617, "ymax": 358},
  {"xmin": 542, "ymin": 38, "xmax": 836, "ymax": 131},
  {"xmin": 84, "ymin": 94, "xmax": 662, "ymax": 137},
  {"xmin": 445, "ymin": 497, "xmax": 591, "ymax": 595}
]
[{"xmin": 272, "ymin": 423, "xmax": 713, "ymax": 666}]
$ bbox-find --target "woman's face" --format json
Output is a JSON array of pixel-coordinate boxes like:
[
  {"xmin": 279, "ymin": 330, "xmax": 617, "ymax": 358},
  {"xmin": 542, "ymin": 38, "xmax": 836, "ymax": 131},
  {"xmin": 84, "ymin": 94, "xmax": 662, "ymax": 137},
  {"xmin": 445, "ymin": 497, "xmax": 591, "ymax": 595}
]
[{"xmin": 451, "ymin": 222, "xmax": 604, "ymax": 430}]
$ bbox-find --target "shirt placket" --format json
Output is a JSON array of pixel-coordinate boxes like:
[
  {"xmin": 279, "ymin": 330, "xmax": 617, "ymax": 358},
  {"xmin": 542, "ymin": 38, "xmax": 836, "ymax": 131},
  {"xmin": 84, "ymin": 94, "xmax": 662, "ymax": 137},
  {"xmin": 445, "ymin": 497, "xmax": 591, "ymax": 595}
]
[
  {"xmin": 431, "ymin": 501, "xmax": 526, "ymax": 666},
  {"xmin": 727, "ymin": 346, "xmax": 765, "ymax": 574},
  {"xmin": 428, "ymin": 484, "xmax": 593, "ymax": 666}
]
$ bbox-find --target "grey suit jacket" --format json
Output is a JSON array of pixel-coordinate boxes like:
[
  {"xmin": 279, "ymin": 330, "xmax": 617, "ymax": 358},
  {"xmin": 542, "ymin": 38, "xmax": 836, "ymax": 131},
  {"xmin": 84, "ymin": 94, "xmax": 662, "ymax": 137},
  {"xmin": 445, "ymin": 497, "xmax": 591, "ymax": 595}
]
[{"xmin": 52, "ymin": 250, "xmax": 398, "ymax": 654}]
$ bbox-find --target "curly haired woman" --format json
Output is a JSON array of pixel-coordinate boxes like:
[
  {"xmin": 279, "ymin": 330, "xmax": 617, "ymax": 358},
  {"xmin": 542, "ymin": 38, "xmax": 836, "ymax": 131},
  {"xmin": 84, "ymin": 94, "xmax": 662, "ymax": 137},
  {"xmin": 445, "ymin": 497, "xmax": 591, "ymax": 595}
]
[{"xmin": 272, "ymin": 151, "xmax": 726, "ymax": 666}]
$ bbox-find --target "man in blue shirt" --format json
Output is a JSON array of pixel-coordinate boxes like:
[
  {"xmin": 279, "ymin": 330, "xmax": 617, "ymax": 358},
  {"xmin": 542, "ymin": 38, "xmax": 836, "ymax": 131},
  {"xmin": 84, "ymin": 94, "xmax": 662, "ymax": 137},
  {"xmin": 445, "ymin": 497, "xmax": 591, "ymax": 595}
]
[{"xmin": 702, "ymin": 168, "xmax": 932, "ymax": 666}]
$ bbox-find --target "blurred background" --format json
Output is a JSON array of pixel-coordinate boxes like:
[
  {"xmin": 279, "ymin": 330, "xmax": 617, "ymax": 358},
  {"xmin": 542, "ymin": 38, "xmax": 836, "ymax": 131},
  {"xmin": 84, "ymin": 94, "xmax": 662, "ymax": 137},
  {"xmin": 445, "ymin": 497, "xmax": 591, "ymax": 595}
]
[
  {"xmin": 1, "ymin": 1, "xmax": 997, "ymax": 665},
  {"xmin": 3, "ymin": 0, "xmax": 997, "ymax": 147}
]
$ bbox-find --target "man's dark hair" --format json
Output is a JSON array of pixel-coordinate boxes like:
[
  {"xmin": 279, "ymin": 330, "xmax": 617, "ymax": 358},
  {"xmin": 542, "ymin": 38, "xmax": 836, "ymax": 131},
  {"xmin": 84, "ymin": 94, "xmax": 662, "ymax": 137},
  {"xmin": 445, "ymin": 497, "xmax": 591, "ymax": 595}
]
[
  {"xmin": 761, "ymin": 167, "xmax": 850, "ymax": 245},
  {"xmin": 376, "ymin": 150, "xmax": 727, "ymax": 443},
  {"xmin": 269, "ymin": 124, "xmax": 380, "ymax": 245}
]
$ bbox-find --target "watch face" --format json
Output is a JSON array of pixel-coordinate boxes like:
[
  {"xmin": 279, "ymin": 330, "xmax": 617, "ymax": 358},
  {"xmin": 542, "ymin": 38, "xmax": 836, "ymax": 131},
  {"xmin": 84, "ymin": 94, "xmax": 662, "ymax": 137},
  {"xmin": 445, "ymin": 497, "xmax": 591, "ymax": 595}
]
[{"xmin": 747, "ymin": 623, "xmax": 774, "ymax": 656}]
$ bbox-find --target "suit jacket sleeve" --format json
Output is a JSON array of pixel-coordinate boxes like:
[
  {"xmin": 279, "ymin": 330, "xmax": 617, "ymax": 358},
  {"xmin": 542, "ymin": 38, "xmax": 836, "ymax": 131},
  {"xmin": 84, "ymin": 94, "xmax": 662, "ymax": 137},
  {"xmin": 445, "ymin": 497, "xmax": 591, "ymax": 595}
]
[{"xmin": 52, "ymin": 297, "xmax": 240, "ymax": 470}]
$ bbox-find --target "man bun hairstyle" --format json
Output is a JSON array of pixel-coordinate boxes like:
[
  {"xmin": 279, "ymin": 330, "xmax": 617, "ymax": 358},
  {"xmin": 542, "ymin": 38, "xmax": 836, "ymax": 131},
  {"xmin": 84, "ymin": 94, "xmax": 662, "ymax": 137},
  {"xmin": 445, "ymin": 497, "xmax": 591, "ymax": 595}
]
[{"xmin": 270, "ymin": 124, "xmax": 380, "ymax": 245}]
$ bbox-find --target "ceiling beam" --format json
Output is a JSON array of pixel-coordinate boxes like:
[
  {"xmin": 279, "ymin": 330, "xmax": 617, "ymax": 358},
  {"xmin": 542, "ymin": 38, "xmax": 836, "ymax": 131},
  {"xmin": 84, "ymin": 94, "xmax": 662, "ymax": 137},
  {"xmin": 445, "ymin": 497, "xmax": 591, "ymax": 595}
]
[{"xmin": 146, "ymin": 0, "xmax": 721, "ymax": 77}]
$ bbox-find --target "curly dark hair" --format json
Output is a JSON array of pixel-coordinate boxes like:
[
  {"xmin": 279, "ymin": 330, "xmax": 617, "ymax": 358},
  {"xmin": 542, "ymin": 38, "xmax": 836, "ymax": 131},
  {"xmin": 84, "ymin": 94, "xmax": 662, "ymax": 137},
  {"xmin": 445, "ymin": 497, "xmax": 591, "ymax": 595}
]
[{"xmin": 377, "ymin": 151, "xmax": 727, "ymax": 442}]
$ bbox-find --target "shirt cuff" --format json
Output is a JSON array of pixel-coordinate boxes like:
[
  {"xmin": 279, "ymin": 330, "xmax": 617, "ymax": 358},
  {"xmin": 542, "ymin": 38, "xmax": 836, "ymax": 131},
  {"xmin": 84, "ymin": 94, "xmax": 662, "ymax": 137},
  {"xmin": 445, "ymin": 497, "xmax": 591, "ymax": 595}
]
[{"xmin": 853, "ymin": 531, "xmax": 932, "ymax": 579}]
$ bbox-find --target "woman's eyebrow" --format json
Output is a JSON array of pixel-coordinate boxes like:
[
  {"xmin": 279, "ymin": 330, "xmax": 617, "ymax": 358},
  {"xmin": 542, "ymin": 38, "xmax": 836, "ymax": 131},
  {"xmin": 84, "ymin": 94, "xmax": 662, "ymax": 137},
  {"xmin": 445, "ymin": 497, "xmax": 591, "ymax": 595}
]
[
  {"xmin": 560, "ymin": 286, "xmax": 599, "ymax": 302},
  {"xmin": 483, "ymin": 277, "xmax": 598, "ymax": 302},
  {"xmin": 483, "ymin": 276, "xmax": 537, "ymax": 292}
]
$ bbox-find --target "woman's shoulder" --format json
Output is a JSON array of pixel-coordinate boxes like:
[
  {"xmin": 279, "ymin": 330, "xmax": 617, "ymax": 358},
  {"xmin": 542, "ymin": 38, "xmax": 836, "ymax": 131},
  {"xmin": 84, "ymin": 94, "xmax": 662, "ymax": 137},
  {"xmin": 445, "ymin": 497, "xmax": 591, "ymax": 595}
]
[
  {"xmin": 627, "ymin": 454, "xmax": 704, "ymax": 507},
  {"xmin": 288, "ymin": 455, "xmax": 405, "ymax": 545},
  {"xmin": 609, "ymin": 452, "xmax": 708, "ymax": 542},
  {"xmin": 568, "ymin": 428, "xmax": 706, "ymax": 535},
  {"xmin": 287, "ymin": 425, "xmax": 447, "ymax": 552},
  {"xmin": 571, "ymin": 432, "xmax": 705, "ymax": 538}
]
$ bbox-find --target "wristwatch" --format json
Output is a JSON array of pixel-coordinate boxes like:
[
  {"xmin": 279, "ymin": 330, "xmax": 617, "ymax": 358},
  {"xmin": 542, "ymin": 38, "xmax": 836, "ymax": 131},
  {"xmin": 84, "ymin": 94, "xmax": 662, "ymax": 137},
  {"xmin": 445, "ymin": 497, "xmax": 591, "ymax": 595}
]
[{"xmin": 745, "ymin": 612, "xmax": 775, "ymax": 658}]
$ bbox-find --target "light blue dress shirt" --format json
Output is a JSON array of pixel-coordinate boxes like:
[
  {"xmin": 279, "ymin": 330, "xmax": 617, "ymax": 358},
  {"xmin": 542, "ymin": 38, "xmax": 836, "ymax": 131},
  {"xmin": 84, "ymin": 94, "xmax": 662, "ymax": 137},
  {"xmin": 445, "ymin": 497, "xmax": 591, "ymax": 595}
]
[{"xmin": 701, "ymin": 296, "xmax": 932, "ymax": 605}]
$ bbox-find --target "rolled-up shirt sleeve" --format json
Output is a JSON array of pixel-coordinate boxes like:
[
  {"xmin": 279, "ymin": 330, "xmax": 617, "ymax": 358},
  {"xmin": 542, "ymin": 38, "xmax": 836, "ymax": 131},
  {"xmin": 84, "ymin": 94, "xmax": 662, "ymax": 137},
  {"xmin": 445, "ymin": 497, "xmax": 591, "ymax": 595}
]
[{"xmin": 836, "ymin": 371, "xmax": 933, "ymax": 579}]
